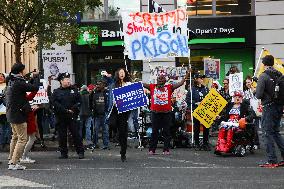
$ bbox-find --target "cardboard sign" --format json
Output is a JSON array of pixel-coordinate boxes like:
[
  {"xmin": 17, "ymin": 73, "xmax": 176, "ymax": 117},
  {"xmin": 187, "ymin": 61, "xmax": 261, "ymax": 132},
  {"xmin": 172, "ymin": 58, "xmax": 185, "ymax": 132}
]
[
  {"xmin": 121, "ymin": 8, "xmax": 189, "ymax": 60},
  {"xmin": 112, "ymin": 82, "xmax": 148, "ymax": 113},
  {"xmin": 193, "ymin": 89, "xmax": 228, "ymax": 128}
]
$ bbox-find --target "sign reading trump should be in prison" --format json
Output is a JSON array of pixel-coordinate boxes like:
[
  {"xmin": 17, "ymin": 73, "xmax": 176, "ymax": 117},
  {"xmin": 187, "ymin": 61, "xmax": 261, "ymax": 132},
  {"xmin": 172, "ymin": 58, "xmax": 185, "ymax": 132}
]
[
  {"xmin": 193, "ymin": 89, "xmax": 228, "ymax": 128},
  {"xmin": 121, "ymin": 8, "xmax": 189, "ymax": 60},
  {"xmin": 112, "ymin": 82, "xmax": 148, "ymax": 113}
]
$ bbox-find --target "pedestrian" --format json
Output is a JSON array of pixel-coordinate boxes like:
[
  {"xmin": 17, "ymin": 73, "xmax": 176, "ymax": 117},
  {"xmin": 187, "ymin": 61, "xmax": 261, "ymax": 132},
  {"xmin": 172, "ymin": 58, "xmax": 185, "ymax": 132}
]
[
  {"xmin": 243, "ymin": 75, "xmax": 260, "ymax": 149},
  {"xmin": 92, "ymin": 80, "xmax": 110, "ymax": 150},
  {"xmin": 107, "ymin": 68, "xmax": 131, "ymax": 162},
  {"xmin": 51, "ymin": 73, "xmax": 84, "ymax": 159},
  {"xmin": 6, "ymin": 63, "xmax": 40, "ymax": 170},
  {"xmin": 0, "ymin": 73, "xmax": 11, "ymax": 152},
  {"xmin": 219, "ymin": 78, "xmax": 231, "ymax": 103},
  {"xmin": 255, "ymin": 55, "xmax": 284, "ymax": 168},
  {"xmin": 186, "ymin": 73, "xmax": 211, "ymax": 151},
  {"xmin": 143, "ymin": 71, "xmax": 190, "ymax": 155},
  {"xmin": 79, "ymin": 85, "xmax": 93, "ymax": 149},
  {"xmin": 20, "ymin": 91, "xmax": 39, "ymax": 164}
]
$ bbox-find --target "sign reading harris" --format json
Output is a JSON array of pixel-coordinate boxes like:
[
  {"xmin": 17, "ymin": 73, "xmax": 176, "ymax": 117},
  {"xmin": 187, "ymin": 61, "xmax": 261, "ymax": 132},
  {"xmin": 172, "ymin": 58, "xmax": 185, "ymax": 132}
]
[
  {"xmin": 112, "ymin": 82, "xmax": 148, "ymax": 113},
  {"xmin": 121, "ymin": 8, "xmax": 189, "ymax": 60}
]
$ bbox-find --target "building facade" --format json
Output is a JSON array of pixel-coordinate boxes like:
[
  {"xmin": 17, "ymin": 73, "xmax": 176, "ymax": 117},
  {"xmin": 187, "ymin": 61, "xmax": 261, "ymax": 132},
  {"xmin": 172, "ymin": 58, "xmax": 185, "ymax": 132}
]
[
  {"xmin": 0, "ymin": 27, "xmax": 38, "ymax": 74},
  {"xmin": 72, "ymin": 0, "xmax": 256, "ymax": 85},
  {"xmin": 255, "ymin": 0, "xmax": 284, "ymax": 62}
]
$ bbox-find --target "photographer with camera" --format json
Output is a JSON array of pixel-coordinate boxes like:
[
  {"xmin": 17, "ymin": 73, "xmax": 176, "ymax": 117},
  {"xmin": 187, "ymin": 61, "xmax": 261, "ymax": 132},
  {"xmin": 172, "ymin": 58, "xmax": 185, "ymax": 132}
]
[{"xmin": 6, "ymin": 63, "xmax": 40, "ymax": 170}]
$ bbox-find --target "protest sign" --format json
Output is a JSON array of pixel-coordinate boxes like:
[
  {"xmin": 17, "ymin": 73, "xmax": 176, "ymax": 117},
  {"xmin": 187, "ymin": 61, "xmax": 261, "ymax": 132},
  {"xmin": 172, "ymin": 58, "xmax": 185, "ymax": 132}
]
[
  {"xmin": 229, "ymin": 72, "xmax": 243, "ymax": 95},
  {"xmin": 204, "ymin": 58, "xmax": 220, "ymax": 80},
  {"xmin": 149, "ymin": 65, "xmax": 187, "ymax": 82},
  {"xmin": 29, "ymin": 86, "xmax": 49, "ymax": 105},
  {"xmin": 0, "ymin": 104, "xmax": 6, "ymax": 115},
  {"xmin": 193, "ymin": 89, "xmax": 228, "ymax": 128},
  {"xmin": 42, "ymin": 50, "xmax": 68, "ymax": 81},
  {"xmin": 112, "ymin": 82, "xmax": 148, "ymax": 113},
  {"xmin": 149, "ymin": 65, "xmax": 188, "ymax": 103},
  {"xmin": 121, "ymin": 8, "xmax": 189, "ymax": 60}
]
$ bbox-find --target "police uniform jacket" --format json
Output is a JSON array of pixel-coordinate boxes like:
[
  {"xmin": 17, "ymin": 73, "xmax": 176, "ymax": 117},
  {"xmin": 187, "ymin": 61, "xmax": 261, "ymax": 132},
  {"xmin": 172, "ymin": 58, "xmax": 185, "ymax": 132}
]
[{"xmin": 51, "ymin": 86, "xmax": 81, "ymax": 119}]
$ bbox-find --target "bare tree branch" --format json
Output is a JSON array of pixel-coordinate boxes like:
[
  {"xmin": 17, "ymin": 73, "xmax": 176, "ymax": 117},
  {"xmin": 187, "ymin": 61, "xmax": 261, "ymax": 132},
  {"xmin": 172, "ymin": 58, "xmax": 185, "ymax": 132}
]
[{"xmin": 0, "ymin": 32, "xmax": 14, "ymax": 43}]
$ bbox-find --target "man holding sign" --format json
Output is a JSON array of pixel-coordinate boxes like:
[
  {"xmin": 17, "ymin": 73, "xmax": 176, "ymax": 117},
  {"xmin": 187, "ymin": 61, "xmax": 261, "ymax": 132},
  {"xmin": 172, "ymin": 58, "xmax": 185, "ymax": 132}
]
[{"xmin": 143, "ymin": 71, "xmax": 190, "ymax": 155}]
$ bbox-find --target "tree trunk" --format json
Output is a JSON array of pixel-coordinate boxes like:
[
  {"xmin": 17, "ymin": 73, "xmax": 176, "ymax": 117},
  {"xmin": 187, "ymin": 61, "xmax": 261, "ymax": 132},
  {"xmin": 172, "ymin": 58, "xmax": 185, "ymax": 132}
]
[{"xmin": 15, "ymin": 34, "xmax": 22, "ymax": 64}]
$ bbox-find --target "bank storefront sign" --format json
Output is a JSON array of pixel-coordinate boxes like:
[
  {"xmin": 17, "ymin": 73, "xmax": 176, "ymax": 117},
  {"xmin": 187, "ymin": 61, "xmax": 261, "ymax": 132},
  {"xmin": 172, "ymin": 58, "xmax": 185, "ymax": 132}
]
[
  {"xmin": 75, "ymin": 16, "xmax": 255, "ymax": 48},
  {"xmin": 77, "ymin": 26, "xmax": 99, "ymax": 45}
]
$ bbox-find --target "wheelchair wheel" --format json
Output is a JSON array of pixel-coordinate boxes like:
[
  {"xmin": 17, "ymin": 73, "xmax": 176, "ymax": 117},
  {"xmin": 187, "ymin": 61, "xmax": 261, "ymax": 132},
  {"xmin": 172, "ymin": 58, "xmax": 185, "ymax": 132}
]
[{"xmin": 234, "ymin": 145, "xmax": 246, "ymax": 157}]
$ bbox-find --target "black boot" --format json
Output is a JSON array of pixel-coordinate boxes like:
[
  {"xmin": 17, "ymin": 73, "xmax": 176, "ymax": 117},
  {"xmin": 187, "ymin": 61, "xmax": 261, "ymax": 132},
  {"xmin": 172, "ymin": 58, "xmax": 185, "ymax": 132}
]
[
  {"xmin": 78, "ymin": 153, "xmax": 84, "ymax": 159},
  {"xmin": 121, "ymin": 154, "xmax": 126, "ymax": 162},
  {"xmin": 59, "ymin": 153, "xmax": 68, "ymax": 159}
]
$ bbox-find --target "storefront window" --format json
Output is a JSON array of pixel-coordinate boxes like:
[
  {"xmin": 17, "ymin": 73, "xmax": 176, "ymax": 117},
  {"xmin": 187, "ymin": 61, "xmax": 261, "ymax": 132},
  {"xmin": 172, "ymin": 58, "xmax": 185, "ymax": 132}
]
[
  {"xmin": 216, "ymin": 0, "xmax": 251, "ymax": 15},
  {"xmin": 82, "ymin": 7, "xmax": 105, "ymax": 21},
  {"xmin": 182, "ymin": 0, "xmax": 252, "ymax": 16},
  {"xmin": 177, "ymin": 48, "xmax": 254, "ymax": 83},
  {"xmin": 186, "ymin": 0, "xmax": 213, "ymax": 16},
  {"xmin": 73, "ymin": 53, "xmax": 142, "ymax": 85},
  {"xmin": 82, "ymin": 0, "xmax": 140, "ymax": 21}
]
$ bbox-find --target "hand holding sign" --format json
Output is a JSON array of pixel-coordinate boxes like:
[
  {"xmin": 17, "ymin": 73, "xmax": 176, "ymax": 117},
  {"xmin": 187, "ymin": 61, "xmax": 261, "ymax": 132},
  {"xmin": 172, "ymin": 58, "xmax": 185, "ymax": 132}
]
[
  {"xmin": 193, "ymin": 89, "xmax": 228, "ymax": 128},
  {"xmin": 112, "ymin": 82, "xmax": 148, "ymax": 113}
]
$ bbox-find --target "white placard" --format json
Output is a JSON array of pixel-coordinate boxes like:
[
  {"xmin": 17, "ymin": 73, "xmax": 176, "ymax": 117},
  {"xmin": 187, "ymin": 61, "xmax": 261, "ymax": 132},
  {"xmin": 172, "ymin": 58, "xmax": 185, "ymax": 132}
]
[
  {"xmin": 121, "ymin": 8, "xmax": 189, "ymax": 60},
  {"xmin": 42, "ymin": 50, "xmax": 68, "ymax": 80},
  {"xmin": 29, "ymin": 86, "xmax": 49, "ymax": 105},
  {"xmin": 229, "ymin": 72, "xmax": 243, "ymax": 95}
]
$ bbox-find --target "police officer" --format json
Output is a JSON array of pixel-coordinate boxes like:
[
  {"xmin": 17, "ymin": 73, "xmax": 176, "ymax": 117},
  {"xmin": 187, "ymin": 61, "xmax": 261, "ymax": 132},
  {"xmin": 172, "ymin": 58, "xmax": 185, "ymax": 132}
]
[{"xmin": 51, "ymin": 73, "xmax": 84, "ymax": 159}]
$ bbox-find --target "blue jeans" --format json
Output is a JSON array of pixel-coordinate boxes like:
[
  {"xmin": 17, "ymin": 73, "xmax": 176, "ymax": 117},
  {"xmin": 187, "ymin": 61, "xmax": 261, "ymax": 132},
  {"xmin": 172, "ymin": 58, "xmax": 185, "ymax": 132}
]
[
  {"xmin": 128, "ymin": 109, "xmax": 139, "ymax": 133},
  {"xmin": 80, "ymin": 116, "xmax": 93, "ymax": 145},
  {"xmin": 94, "ymin": 116, "xmax": 109, "ymax": 147},
  {"xmin": 261, "ymin": 103, "xmax": 284, "ymax": 163},
  {"xmin": 0, "ymin": 119, "xmax": 11, "ymax": 144}
]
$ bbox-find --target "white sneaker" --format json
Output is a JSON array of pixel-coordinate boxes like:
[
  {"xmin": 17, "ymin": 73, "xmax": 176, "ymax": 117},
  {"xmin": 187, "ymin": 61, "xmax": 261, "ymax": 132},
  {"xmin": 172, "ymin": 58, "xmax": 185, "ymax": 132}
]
[
  {"xmin": 8, "ymin": 164, "xmax": 26, "ymax": 170},
  {"xmin": 20, "ymin": 157, "xmax": 36, "ymax": 164}
]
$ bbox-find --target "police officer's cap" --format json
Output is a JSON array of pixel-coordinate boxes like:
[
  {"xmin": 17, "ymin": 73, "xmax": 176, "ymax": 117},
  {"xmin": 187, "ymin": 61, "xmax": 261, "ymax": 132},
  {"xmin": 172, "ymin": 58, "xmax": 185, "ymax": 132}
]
[
  {"xmin": 57, "ymin": 72, "xmax": 70, "ymax": 81},
  {"xmin": 194, "ymin": 73, "xmax": 205, "ymax": 79}
]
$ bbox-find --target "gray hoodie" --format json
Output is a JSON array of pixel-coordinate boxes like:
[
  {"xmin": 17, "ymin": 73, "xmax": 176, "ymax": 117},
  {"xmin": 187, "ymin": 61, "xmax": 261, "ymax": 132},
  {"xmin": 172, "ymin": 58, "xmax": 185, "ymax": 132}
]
[{"xmin": 255, "ymin": 67, "xmax": 282, "ymax": 105}]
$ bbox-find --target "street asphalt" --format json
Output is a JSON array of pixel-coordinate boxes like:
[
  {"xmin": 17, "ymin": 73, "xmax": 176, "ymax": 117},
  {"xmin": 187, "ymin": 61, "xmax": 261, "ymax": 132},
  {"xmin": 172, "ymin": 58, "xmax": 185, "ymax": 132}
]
[{"xmin": 1, "ymin": 138, "xmax": 284, "ymax": 189}]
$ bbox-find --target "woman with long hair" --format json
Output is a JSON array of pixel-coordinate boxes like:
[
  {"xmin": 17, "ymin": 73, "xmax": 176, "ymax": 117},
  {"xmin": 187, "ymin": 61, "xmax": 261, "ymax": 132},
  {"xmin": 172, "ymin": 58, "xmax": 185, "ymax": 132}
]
[{"xmin": 108, "ymin": 68, "xmax": 131, "ymax": 162}]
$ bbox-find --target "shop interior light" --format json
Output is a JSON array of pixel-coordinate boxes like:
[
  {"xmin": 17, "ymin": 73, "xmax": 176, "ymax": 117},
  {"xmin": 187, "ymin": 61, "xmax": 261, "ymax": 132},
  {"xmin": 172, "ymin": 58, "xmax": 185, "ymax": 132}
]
[{"xmin": 226, "ymin": 4, "xmax": 238, "ymax": 6}]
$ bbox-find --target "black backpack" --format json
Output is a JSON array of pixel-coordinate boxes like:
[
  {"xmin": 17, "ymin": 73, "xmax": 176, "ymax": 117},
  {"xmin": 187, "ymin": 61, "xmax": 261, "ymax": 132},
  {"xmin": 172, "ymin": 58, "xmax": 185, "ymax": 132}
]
[{"xmin": 265, "ymin": 71, "xmax": 284, "ymax": 105}]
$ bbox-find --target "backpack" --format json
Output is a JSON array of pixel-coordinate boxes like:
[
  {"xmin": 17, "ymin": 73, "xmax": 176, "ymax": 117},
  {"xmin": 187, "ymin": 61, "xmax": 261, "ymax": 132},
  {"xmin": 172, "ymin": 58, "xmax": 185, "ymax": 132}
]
[{"xmin": 265, "ymin": 71, "xmax": 284, "ymax": 105}]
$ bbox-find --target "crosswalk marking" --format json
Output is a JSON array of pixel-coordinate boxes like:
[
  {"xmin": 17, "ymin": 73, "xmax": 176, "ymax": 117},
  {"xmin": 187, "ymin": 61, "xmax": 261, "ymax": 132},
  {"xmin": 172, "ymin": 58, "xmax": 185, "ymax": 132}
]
[{"xmin": 0, "ymin": 176, "xmax": 51, "ymax": 188}]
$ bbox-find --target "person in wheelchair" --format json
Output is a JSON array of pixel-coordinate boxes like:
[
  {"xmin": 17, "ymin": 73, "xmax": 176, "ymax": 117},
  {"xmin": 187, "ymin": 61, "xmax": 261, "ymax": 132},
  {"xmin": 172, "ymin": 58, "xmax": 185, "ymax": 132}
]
[{"xmin": 215, "ymin": 91, "xmax": 255, "ymax": 154}]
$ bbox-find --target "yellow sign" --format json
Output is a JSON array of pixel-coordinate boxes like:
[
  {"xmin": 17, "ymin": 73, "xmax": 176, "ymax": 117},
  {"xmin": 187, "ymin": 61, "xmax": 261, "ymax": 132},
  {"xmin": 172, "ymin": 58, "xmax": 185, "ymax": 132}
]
[
  {"xmin": 256, "ymin": 50, "xmax": 284, "ymax": 78},
  {"xmin": 193, "ymin": 89, "xmax": 228, "ymax": 128}
]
